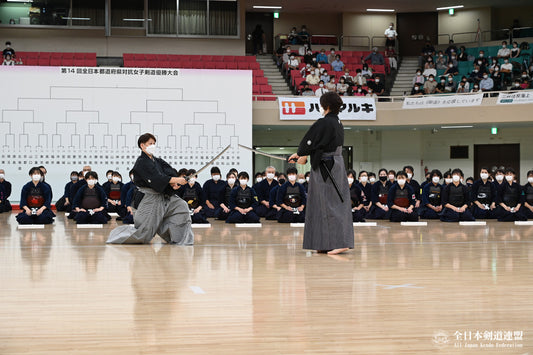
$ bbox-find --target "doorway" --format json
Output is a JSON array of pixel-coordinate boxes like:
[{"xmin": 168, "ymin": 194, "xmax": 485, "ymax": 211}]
[
  {"xmin": 245, "ymin": 12, "xmax": 274, "ymax": 55},
  {"xmin": 474, "ymin": 144, "xmax": 520, "ymax": 182},
  {"xmin": 397, "ymin": 12, "xmax": 438, "ymax": 57}
]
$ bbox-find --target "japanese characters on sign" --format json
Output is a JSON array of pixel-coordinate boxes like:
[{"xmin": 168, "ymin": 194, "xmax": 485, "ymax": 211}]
[{"xmin": 278, "ymin": 97, "xmax": 376, "ymax": 121}]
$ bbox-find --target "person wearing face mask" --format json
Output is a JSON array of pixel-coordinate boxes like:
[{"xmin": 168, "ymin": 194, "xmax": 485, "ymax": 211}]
[
  {"xmin": 440, "ymin": 169, "xmax": 474, "ymax": 222},
  {"xmin": 443, "ymin": 61, "xmax": 458, "ymax": 77},
  {"xmin": 367, "ymin": 168, "xmax": 391, "ymax": 220},
  {"xmin": 475, "ymin": 50, "xmax": 488, "ymax": 69},
  {"xmin": 276, "ymin": 167, "xmax": 306, "ymax": 223},
  {"xmin": 37, "ymin": 165, "xmax": 53, "ymax": 200},
  {"xmin": 423, "ymin": 58, "xmax": 436, "ymax": 78},
  {"xmin": 519, "ymin": 71, "xmax": 531, "ymax": 89},
  {"xmin": 3, "ymin": 41, "xmax": 15, "ymax": 58},
  {"xmin": 288, "ymin": 92, "xmax": 354, "ymax": 255},
  {"xmin": 347, "ymin": 170, "xmax": 366, "ymax": 222},
  {"xmin": 71, "ymin": 171, "xmax": 109, "ymax": 224},
  {"xmin": 412, "ymin": 69, "xmax": 425, "ymax": 86},
  {"xmin": 287, "ymin": 54, "xmax": 300, "ymax": 75},
  {"xmin": 493, "ymin": 169, "xmax": 505, "ymax": 187},
  {"xmin": 297, "ymin": 173, "xmax": 306, "ymax": 186},
  {"xmin": 385, "ymin": 45, "xmax": 397, "ymax": 71},
  {"xmin": 327, "ymin": 48, "xmax": 336, "ymax": 65},
  {"xmin": 495, "ymin": 168, "xmax": 527, "ymax": 222},
  {"xmin": 176, "ymin": 169, "xmax": 208, "ymax": 224},
  {"xmin": 444, "ymin": 75, "xmax": 457, "ymax": 93},
  {"xmin": 441, "ymin": 171, "xmax": 452, "ymax": 186},
  {"xmin": 320, "ymin": 70, "xmax": 330, "ymax": 84},
  {"xmin": 357, "ymin": 171, "xmax": 373, "ymax": 213},
  {"xmin": 353, "ymin": 68, "xmax": 366, "ymax": 86},
  {"xmin": 445, "ymin": 40, "xmax": 458, "ymax": 59},
  {"xmin": 325, "ymin": 77, "xmax": 337, "ymax": 92},
  {"xmin": 419, "ymin": 170, "xmax": 443, "ymax": 219},
  {"xmin": 435, "ymin": 76, "xmax": 447, "ymax": 94},
  {"xmin": 403, "ymin": 165, "xmax": 421, "ymax": 210},
  {"xmin": 254, "ymin": 166, "xmax": 279, "ymax": 219},
  {"xmin": 107, "ymin": 133, "xmax": 193, "ymax": 245},
  {"xmin": 69, "ymin": 167, "xmax": 91, "ymax": 212},
  {"xmin": 500, "ymin": 58, "xmax": 513, "ymax": 86},
  {"xmin": 55, "ymin": 171, "xmax": 80, "ymax": 212},
  {"xmin": 336, "ymin": 77, "xmax": 349, "ymax": 95},
  {"xmin": 471, "ymin": 168, "xmax": 497, "ymax": 219},
  {"xmin": 268, "ymin": 173, "xmax": 286, "ymax": 220},
  {"xmin": 102, "ymin": 170, "xmax": 115, "ymax": 191},
  {"xmin": 510, "ymin": 79, "xmax": 523, "ymax": 91},
  {"xmin": 497, "ymin": 41, "xmax": 511, "ymax": 59},
  {"xmin": 388, "ymin": 171, "xmax": 418, "ymax": 222},
  {"xmin": 368, "ymin": 76, "xmax": 385, "ymax": 96},
  {"xmin": 368, "ymin": 172, "xmax": 377, "ymax": 185},
  {"xmin": 315, "ymin": 80, "xmax": 328, "ymax": 97},
  {"xmin": 479, "ymin": 72, "xmax": 494, "ymax": 91},
  {"xmin": 410, "ymin": 83, "xmax": 423, "ymax": 96},
  {"xmin": 226, "ymin": 171, "xmax": 260, "ymax": 224},
  {"xmin": 522, "ymin": 170, "xmax": 533, "ymax": 219},
  {"xmin": 387, "ymin": 170, "xmax": 396, "ymax": 184},
  {"xmin": 364, "ymin": 47, "xmax": 385, "ymax": 66},
  {"xmin": 303, "ymin": 171, "xmax": 310, "ymax": 192},
  {"xmin": 331, "ymin": 55, "xmax": 345, "ymax": 72},
  {"xmin": 121, "ymin": 169, "xmax": 137, "ymax": 224},
  {"xmin": 201, "ymin": 166, "xmax": 226, "ymax": 219},
  {"xmin": 384, "ymin": 23, "xmax": 397, "ymax": 47},
  {"xmin": 0, "ymin": 168, "xmax": 12, "ymax": 213},
  {"xmin": 435, "ymin": 51, "xmax": 447, "ymax": 71},
  {"xmin": 16, "ymin": 167, "xmax": 55, "ymax": 225},
  {"xmin": 510, "ymin": 41, "xmax": 521, "ymax": 58},
  {"xmin": 306, "ymin": 69, "xmax": 320, "ymax": 86},
  {"xmin": 457, "ymin": 46, "xmax": 468, "ymax": 62},
  {"xmin": 316, "ymin": 49, "xmax": 328, "ymax": 64},
  {"xmin": 104, "ymin": 171, "xmax": 126, "ymax": 218},
  {"xmin": 217, "ymin": 172, "xmax": 237, "ymax": 221}
]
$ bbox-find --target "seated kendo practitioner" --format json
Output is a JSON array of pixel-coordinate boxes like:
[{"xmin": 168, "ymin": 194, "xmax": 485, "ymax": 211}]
[
  {"xmin": 55, "ymin": 171, "xmax": 80, "ymax": 212},
  {"xmin": 71, "ymin": 171, "xmax": 110, "ymax": 224},
  {"xmin": 419, "ymin": 169, "xmax": 443, "ymax": 219},
  {"xmin": 347, "ymin": 169, "xmax": 366, "ymax": 222},
  {"xmin": 276, "ymin": 167, "xmax": 306, "ymax": 223},
  {"xmin": 471, "ymin": 167, "xmax": 497, "ymax": 219},
  {"xmin": 104, "ymin": 171, "xmax": 126, "ymax": 218},
  {"xmin": 404, "ymin": 165, "xmax": 421, "ymax": 211},
  {"xmin": 226, "ymin": 171, "xmax": 260, "ymax": 224},
  {"xmin": 366, "ymin": 168, "xmax": 391, "ymax": 219},
  {"xmin": 388, "ymin": 170, "xmax": 419, "ymax": 222},
  {"xmin": 522, "ymin": 170, "xmax": 533, "ymax": 219},
  {"xmin": 254, "ymin": 166, "xmax": 278, "ymax": 219},
  {"xmin": 0, "ymin": 168, "xmax": 13, "ymax": 213},
  {"xmin": 16, "ymin": 167, "xmax": 55, "ymax": 225},
  {"xmin": 495, "ymin": 168, "xmax": 527, "ymax": 222},
  {"xmin": 122, "ymin": 182, "xmax": 136, "ymax": 225},
  {"xmin": 202, "ymin": 166, "xmax": 226, "ymax": 218},
  {"xmin": 68, "ymin": 166, "xmax": 92, "ymax": 219},
  {"xmin": 357, "ymin": 170, "xmax": 373, "ymax": 214},
  {"xmin": 440, "ymin": 168, "xmax": 475, "ymax": 222},
  {"xmin": 269, "ymin": 173, "xmax": 286, "ymax": 220},
  {"xmin": 217, "ymin": 171, "xmax": 237, "ymax": 221},
  {"xmin": 176, "ymin": 169, "xmax": 208, "ymax": 224}
]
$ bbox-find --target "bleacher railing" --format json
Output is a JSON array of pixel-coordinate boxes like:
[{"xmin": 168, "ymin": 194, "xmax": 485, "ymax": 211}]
[{"xmin": 339, "ymin": 36, "xmax": 371, "ymax": 50}]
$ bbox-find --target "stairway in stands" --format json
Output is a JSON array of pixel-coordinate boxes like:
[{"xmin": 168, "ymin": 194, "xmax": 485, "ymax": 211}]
[
  {"xmin": 389, "ymin": 56, "xmax": 420, "ymax": 96},
  {"xmin": 256, "ymin": 55, "xmax": 292, "ymax": 96}
]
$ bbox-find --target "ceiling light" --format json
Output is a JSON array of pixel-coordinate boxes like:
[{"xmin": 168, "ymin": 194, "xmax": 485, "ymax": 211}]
[
  {"xmin": 366, "ymin": 9, "xmax": 395, "ymax": 12},
  {"xmin": 62, "ymin": 17, "xmax": 91, "ymax": 21},
  {"xmin": 440, "ymin": 125, "xmax": 473, "ymax": 129},
  {"xmin": 123, "ymin": 18, "xmax": 153, "ymax": 21},
  {"xmin": 253, "ymin": 5, "xmax": 282, "ymax": 9},
  {"xmin": 436, "ymin": 5, "xmax": 464, "ymax": 10},
  {"xmin": 7, "ymin": 0, "xmax": 33, "ymax": 2}
]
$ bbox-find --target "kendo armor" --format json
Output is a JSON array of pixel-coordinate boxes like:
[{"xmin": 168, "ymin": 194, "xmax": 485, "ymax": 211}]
[
  {"xmin": 27, "ymin": 186, "xmax": 45, "ymax": 209},
  {"xmin": 476, "ymin": 183, "xmax": 492, "ymax": 205},
  {"xmin": 393, "ymin": 187, "xmax": 410, "ymax": 208},
  {"xmin": 236, "ymin": 188, "xmax": 253, "ymax": 209},
  {"xmin": 182, "ymin": 186, "xmax": 200, "ymax": 209},
  {"xmin": 428, "ymin": 184, "xmax": 441, "ymax": 206},
  {"xmin": 283, "ymin": 185, "xmax": 302, "ymax": 208}
]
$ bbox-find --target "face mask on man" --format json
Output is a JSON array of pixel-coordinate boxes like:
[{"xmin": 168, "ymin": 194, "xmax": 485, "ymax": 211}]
[
  {"xmin": 239, "ymin": 179, "xmax": 248, "ymax": 186},
  {"xmin": 495, "ymin": 175, "xmax": 504, "ymax": 182},
  {"xmin": 256, "ymin": 177, "xmax": 263, "ymax": 183},
  {"xmin": 212, "ymin": 174, "xmax": 221, "ymax": 181},
  {"xmin": 528, "ymin": 177, "xmax": 533, "ymax": 184},
  {"xmin": 288, "ymin": 175, "xmax": 297, "ymax": 182},
  {"xmin": 347, "ymin": 177, "xmax": 354, "ymax": 184},
  {"xmin": 145, "ymin": 144, "xmax": 157, "ymax": 156},
  {"xmin": 480, "ymin": 173, "xmax": 489, "ymax": 180},
  {"xmin": 71, "ymin": 176, "xmax": 78, "ymax": 181},
  {"xmin": 188, "ymin": 177, "xmax": 196, "ymax": 184},
  {"xmin": 32, "ymin": 174, "xmax": 41, "ymax": 182},
  {"xmin": 112, "ymin": 177, "xmax": 120, "ymax": 183},
  {"xmin": 452, "ymin": 175, "xmax": 461, "ymax": 183},
  {"xmin": 432, "ymin": 176, "xmax": 440, "ymax": 184},
  {"xmin": 397, "ymin": 179, "xmax": 406, "ymax": 186},
  {"xmin": 87, "ymin": 179, "xmax": 96, "ymax": 187},
  {"xmin": 505, "ymin": 175, "xmax": 514, "ymax": 182},
  {"xmin": 227, "ymin": 178, "xmax": 236, "ymax": 185},
  {"xmin": 379, "ymin": 176, "xmax": 387, "ymax": 182},
  {"xmin": 298, "ymin": 178, "xmax": 306, "ymax": 184},
  {"xmin": 107, "ymin": 174, "xmax": 113, "ymax": 180},
  {"xmin": 445, "ymin": 178, "xmax": 453, "ymax": 184},
  {"xmin": 388, "ymin": 175, "xmax": 395, "ymax": 181},
  {"xmin": 407, "ymin": 173, "xmax": 413, "ymax": 179},
  {"xmin": 360, "ymin": 176, "xmax": 368, "ymax": 183}
]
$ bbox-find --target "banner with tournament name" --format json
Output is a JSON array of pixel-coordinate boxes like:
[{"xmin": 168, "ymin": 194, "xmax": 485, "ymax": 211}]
[
  {"xmin": 402, "ymin": 93, "xmax": 484, "ymax": 109},
  {"xmin": 278, "ymin": 96, "xmax": 376, "ymax": 120},
  {"xmin": 497, "ymin": 91, "xmax": 533, "ymax": 105}
]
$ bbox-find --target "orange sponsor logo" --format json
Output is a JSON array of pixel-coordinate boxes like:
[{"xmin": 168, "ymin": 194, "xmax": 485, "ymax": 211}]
[{"xmin": 281, "ymin": 101, "xmax": 306, "ymax": 115}]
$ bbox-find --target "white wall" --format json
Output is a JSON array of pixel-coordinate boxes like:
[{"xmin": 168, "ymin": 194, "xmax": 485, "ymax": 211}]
[{"xmin": 438, "ymin": 7, "xmax": 491, "ymax": 44}]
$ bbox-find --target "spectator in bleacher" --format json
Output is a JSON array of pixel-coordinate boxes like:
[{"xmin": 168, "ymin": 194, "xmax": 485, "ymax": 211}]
[
  {"xmin": 300, "ymin": 63, "xmax": 313, "ymax": 78},
  {"xmin": 366, "ymin": 88, "xmax": 377, "ymax": 99},
  {"xmin": 343, "ymin": 69, "xmax": 354, "ymax": 85},
  {"xmin": 331, "ymin": 55, "xmax": 344, "ymax": 72},
  {"xmin": 497, "ymin": 41, "xmax": 511, "ymax": 59},
  {"xmin": 320, "ymin": 70, "xmax": 330, "ymax": 83},
  {"xmin": 419, "ymin": 41, "xmax": 435, "ymax": 67},
  {"xmin": 479, "ymin": 73, "xmax": 494, "ymax": 91},
  {"xmin": 424, "ymin": 74, "xmax": 437, "ymax": 94},
  {"xmin": 489, "ymin": 58, "xmax": 499, "ymax": 73},
  {"xmin": 460, "ymin": 76, "xmax": 470, "ymax": 91},
  {"xmin": 385, "ymin": 46, "xmax": 397, "ymax": 70},
  {"xmin": 412, "ymin": 70, "xmax": 425, "ymax": 86},
  {"xmin": 353, "ymin": 68, "xmax": 366, "ymax": 86},
  {"xmin": 510, "ymin": 79, "xmax": 523, "ymax": 91},
  {"xmin": 287, "ymin": 55, "xmax": 300, "ymax": 75},
  {"xmin": 410, "ymin": 83, "xmax": 423, "ymax": 96},
  {"xmin": 384, "ymin": 23, "xmax": 397, "ymax": 48},
  {"xmin": 423, "ymin": 57, "xmax": 436, "ymax": 78},
  {"xmin": 443, "ymin": 62, "xmax": 458, "ymax": 77},
  {"xmin": 2, "ymin": 53, "xmax": 15, "ymax": 66},
  {"xmin": 435, "ymin": 77, "xmax": 447, "ymax": 94},
  {"xmin": 500, "ymin": 58, "xmax": 513, "ymax": 86},
  {"xmin": 475, "ymin": 50, "xmax": 488, "ymax": 69},
  {"xmin": 316, "ymin": 49, "xmax": 328, "ymax": 64},
  {"xmin": 297, "ymin": 25, "xmax": 310, "ymax": 45},
  {"xmin": 252, "ymin": 24, "xmax": 265, "ymax": 55},
  {"xmin": 435, "ymin": 51, "xmax": 447, "ymax": 70},
  {"xmin": 3, "ymin": 41, "xmax": 15, "ymax": 58},
  {"xmin": 471, "ymin": 83, "xmax": 481, "ymax": 93},
  {"xmin": 445, "ymin": 40, "xmax": 458, "ymax": 58},
  {"xmin": 282, "ymin": 46, "xmax": 292, "ymax": 65},
  {"xmin": 315, "ymin": 81, "xmax": 328, "ymax": 97},
  {"xmin": 510, "ymin": 42, "xmax": 521, "ymax": 59},
  {"xmin": 491, "ymin": 66, "xmax": 503, "ymax": 90},
  {"xmin": 325, "ymin": 77, "xmax": 337, "ymax": 92},
  {"xmin": 468, "ymin": 65, "xmax": 483, "ymax": 84},
  {"xmin": 364, "ymin": 47, "xmax": 385, "ymax": 65},
  {"xmin": 448, "ymin": 53, "xmax": 458, "ymax": 68},
  {"xmin": 288, "ymin": 27, "xmax": 298, "ymax": 44},
  {"xmin": 275, "ymin": 45, "xmax": 285, "ymax": 66},
  {"xmin": 456, "ymin": 81, "xmax": 468, "ymax": 93},
  {"xmin": 336, "ymin": 77, "xmax": 349, "ymax": 95},
  {"xmin": 298, "ymin": 43, "xmax": 309, "ymax": 56},
  {"xmin": 302, "ymin": 49, "xmax": 314, "ymax": 65},
  {"xmin": 368, "ymin": 77, "xmax": 385, "ymax": 96},
  {"xmin": 306, "ymin": 69, "xmax": 320, "ymax": 85},
  {"xmin": 457, "ymin": 46, "xmax": 469, "ymax": 62},
  {"xmin": 327, "ymin": 48, "xmax": 336, "ymax": 65},
  {"xmin": 520, "ymin": 71, "xmax": 531, "ymax": 89},
  {"xmin": 361, "ymin": 64, "xmax": 373, "ymax": 78},
  {"xmin": 354, "ymin": 86, "xmax": 367, "ymax": 96},
  {"xmin": 301, "ymin": 83, "xmax": 314, "ymax": 96},
  {"xmin": 444, "ymin": 75, "xmax": 456, "ymax": 93}
]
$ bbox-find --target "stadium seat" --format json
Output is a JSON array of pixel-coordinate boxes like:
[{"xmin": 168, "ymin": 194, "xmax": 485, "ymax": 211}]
[
  {"xmin": 226, "ymin": 62, "xmax": 238, "ymax": 70},
  {"xmin": 50, "ymin": 58, "xmax": 62, "ymax": 66},
  {"xmin": 253, "ymin": 69, "xmax": 264, "ymax": 77},
  {"xmin": 38, "ymin": 58, "xmax": 50, "ymax": 66},
  {"xmin": 24, "ymin": 58, "xmax": 39, "ymax": 66},
  {"xmin": 73, "ymin": 58, "xmax": 86, "ymax": 66},
  {"xmin": 255, "ymin": 77, "xmax": 268, "ymax": 85},
  {"xmin": 215, "ymin": 62, "xmax": 226, "ymax": 69},
  {"xmin": 61, "ymin": 58, "xmax": 74, "ymax": 66}
]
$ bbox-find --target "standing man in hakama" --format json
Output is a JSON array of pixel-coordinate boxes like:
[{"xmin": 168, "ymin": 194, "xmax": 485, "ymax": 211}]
[
  {"xmin": 107, "ymin": 133, "xmax": 194, "ymax": 245},
  {"xmin": 288, "ymin": 92, "xmax": 354, "ymax": 255}
]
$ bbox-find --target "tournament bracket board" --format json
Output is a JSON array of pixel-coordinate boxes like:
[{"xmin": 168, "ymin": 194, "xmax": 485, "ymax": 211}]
[{"xmin": 0, "ymin": 66, "xmax": 253, "ymax": 203}]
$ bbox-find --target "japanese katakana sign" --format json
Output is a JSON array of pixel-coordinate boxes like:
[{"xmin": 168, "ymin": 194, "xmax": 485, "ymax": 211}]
[{"xmin": 278, "ymin": 97, "xmax": 376, "ymax": 121}]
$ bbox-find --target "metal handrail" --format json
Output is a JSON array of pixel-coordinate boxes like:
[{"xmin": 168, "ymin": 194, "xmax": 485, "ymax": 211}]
[
  {"xmin": 339, "ymin": 35, "xmax": 371, "ymax": 50},
  {"xmin": 370, "ymin": 36, "xmax": 386, "ymax": 49},
  {"xmin": 451, "ymin": 29, "xmax": 510, "ymax": 44}
]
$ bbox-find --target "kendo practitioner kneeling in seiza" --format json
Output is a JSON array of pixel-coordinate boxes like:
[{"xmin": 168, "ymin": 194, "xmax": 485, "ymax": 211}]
[
  {"xmin": 388, "ymin": 171, "xmax": 419, "ymax": 222},
  {"xmin": 366, "ymin": 168, "xmax": 391, "ymax": 219},
  {"xmin": 276, "ymin": 167, "xmax": 306, "ymax": 223},
  {"xmin": 419, "ymin": 169, "xmax": 443, "ymax": 219},
  {"xmin": 523, "ymin": 170, "xmax": 533, "ymax": 219},
  {"xmin": 104, "ymin": 172, "xmax": 126, "ymax": 218},
  {"xmin": 471, "ymin": 167, "xmax": 497, "ymax": 219},
  {"xmin": 71, "ymin": 171, "xmax": 110, "ymax": 224},
  {"xmin": 494, "ymin": 168, "xmax": 527, "ymax": 222},
  {"xmin": 107, "ymin": 133, "xmax": 194, "ymax": 244},
  {"xmin": 226, "ymin": 172, "xmax": 260, "ymax": 224},
  {"xmin": 440, "ymin": 169, "xmax": 475, "ymax": 222},
  {"xmin": 16, "ymin": 167, "xmax": 55, "ymax": 225},
  {"xmin": 348, "ymin": 169, "xmax": 366, "ymax": 222},
  {"xmin": 177, "ymin": 169, "xmax": 208, "ymax": 224}
]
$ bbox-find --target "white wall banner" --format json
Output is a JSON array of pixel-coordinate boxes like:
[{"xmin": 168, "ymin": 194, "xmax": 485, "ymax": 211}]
[
  {"xmin": 497, "ymin": 91, "xmax": 533, "ymax": 105},
  {"xmin": 0, "ymin": 66, "xmax": 252, "ymax": 202},
  {"xmin": 278, "ymin": 96, "xmax": 376, "ymax": 121},
  {"xmin": 402, "ymin": 93, "xmax": 484, "ymax": 109}
]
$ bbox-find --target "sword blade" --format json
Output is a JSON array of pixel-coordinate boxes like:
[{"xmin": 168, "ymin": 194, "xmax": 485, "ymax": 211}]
[
  {"xmin": 238, "ymin": 144, "xmax": 289, "ymax": 161},
  {"xmin": 195, "ymin": 144, "xmax": 231, "ymax": 175}
]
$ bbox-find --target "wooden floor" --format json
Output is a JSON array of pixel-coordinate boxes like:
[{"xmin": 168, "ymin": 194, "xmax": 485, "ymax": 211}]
[{"xmin": 1, "ymin": 212, "xmax": 532, "ymax": 354}]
